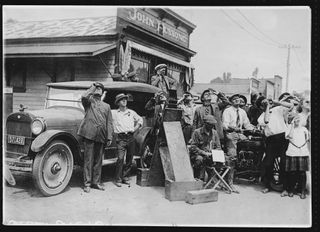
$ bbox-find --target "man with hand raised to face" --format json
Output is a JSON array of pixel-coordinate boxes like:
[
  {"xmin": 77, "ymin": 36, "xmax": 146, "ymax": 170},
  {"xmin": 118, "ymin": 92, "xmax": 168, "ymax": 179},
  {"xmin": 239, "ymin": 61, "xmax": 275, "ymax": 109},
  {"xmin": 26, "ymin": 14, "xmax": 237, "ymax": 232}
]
[{"xmin": 78, "ymin": 82, "xmax": 113, "ymax": 193}]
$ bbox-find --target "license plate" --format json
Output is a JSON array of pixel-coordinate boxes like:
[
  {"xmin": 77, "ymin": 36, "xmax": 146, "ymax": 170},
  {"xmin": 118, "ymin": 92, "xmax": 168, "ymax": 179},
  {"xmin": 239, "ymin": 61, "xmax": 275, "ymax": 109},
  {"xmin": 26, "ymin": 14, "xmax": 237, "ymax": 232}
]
[{"xmin": 7, "ymin": 135, "xmax": 25, "ymax": 145}]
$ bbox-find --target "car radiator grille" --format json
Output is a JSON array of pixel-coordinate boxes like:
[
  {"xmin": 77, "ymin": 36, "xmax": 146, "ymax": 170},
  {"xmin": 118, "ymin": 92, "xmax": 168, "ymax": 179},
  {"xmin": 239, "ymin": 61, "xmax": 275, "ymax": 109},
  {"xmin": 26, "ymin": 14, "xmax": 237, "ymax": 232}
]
[{"xmin": 6, "ymin": 117, "xmax": 33, "ymax": 156}]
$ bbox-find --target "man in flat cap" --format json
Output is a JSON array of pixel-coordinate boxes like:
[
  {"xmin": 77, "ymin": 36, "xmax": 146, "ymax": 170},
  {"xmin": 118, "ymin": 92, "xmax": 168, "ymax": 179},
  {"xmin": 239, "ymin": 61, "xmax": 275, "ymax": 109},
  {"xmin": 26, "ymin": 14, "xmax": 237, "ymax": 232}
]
[
  {"xmin": 222, "ymin": 94, "xmax": 255, "ymax": 193},
  {"xmin": 112, "ymin": 93, "xmax": 143, "ymax": 187},
  {"xmin": 177, "ymin": 91, "xmax": 197, "ymax": 144},
  {"xmin": 193, "ymin": 88, "xmax": 230, "ymax": 143},
  {"xmin": 78, "ymin": 82, "xmax": 113, "ymax": 193},
  {"xmin": 189, "ymin": 115, "xmax": 222, "ymax": 181},
  {"xmin": 151, "ymin": 64, "xmax": 178, "ymax": 95}
]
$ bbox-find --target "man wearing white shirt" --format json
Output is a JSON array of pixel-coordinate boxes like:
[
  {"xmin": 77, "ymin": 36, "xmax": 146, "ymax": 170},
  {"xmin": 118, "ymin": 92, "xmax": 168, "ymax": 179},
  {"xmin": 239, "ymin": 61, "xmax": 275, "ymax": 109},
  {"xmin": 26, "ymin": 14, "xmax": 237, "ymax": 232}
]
[
  {"xmin": 222, "ymin": 94, "xmax": 255, "ymax": 192},
  {"xmin": 257, "ymin": 93, "xmax": 298, "ymax": 195},
  {"xmin": 112, "ymin": 93, "xmax": 143, "ymax": 187}
]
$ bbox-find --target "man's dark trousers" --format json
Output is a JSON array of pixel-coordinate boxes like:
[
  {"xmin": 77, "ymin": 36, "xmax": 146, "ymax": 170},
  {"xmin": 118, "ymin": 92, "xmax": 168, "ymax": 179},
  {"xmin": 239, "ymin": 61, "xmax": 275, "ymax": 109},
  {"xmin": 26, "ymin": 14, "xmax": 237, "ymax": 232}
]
[
  {"xmin": 115, "ymin": 133, "xmax": 135, "ymax": 182},
  {"xmin": 261, "ymin": 132, "xmax": 289, "ymax": 189},
  {"xmin": 83, "ymin": 138, "xmax": 104, "ymax": 187}
]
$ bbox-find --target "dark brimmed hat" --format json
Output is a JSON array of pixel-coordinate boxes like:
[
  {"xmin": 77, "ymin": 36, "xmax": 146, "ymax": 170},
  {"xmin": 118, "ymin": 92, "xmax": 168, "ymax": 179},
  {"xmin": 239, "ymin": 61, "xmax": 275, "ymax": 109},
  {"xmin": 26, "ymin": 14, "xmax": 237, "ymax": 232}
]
[
  {"xmin": 229, "ymin": 94, "xmax": 241, "ymax": 102},
  {"xmin": 238, "ymin": 95, "xmax": 247, "ymax": 105},
  {"xmin": 115, "ymin": 93, "xmax": 128, "ymax": 105},
  {"xmin": 278, "ymin": 92, "xmax": 291, "ymax": 101},
  {"xmin": 155, "ymin": 64, "xmax": 167, "ymax": 71},
  {"xmin": 200, "ymin": 89, "xmax": 211, "ymax": 102},
  {"xmin": 184, "ymin": 91, "xmax": 193, "ymax": 101},
  {"xmin": 203, "ymin": 115, "xmax": 217, "ymax": 125},
  {"xmin": 94, "ymin": 82, "xmax": 104, "ymax": 89}
]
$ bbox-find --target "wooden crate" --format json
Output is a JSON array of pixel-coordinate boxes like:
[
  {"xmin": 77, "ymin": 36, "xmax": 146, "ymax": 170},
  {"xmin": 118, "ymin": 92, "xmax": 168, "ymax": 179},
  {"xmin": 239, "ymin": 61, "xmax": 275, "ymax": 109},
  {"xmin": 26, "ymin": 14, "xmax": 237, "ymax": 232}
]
[
  {"xmin": 185, "ymin": 189, "xmax": 218, "ymax": 205},
  {"xmin": 136, "ymin": 168, "xmax": 150, "ymax": 187},
  {"xmin": 165, "ymin": 179, "xmax": 203, "ymax": 201}
]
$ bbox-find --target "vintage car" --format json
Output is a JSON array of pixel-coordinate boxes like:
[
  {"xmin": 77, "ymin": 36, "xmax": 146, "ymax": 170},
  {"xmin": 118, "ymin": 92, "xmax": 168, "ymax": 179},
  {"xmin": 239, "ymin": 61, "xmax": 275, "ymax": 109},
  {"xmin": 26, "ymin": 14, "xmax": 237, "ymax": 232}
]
[{"xmin": 5, "ymin": 80, "xmax": 160, "ymax": 196}]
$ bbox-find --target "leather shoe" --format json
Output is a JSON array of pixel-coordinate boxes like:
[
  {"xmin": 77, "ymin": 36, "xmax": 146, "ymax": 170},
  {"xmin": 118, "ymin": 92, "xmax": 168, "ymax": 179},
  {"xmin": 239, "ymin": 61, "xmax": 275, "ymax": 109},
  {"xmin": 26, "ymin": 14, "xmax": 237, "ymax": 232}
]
[
  {"xmin": 83, "ymin": 186, "xmax": 90, "ymax": 193},
  {"xmin": 122, "ymin": 179, "xmax": 130, "ymax": 185},
  {"xmin": 91, "ymin": 184, "xmax": 105, "ymax": 191},
  {"xmin": 113, "ymin": 181, "xmax": 122, "ymax": 187},
  {"xmin": 300, "ymin": 193, "xmax": 306, "ymax": 199},
  {"xmin": 280, "ymin": 190, "xmax": 289, "ymax": 197}
]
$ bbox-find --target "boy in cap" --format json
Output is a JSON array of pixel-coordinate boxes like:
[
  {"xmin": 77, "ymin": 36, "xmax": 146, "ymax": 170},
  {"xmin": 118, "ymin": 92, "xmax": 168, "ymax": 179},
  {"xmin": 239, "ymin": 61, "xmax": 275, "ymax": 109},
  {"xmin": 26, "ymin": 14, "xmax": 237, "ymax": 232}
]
[
  {"xmin": 112, "ymin": 93, "xmax": 143, "ymax": 187},
  {"xmin": 78, "ymin": 82, "xmax": 113, "ymax": 193},
  {"xmin": 222, "ymin": 94, "xmax": 255, "ymax": 193},
  {"xmin": 177, "ymin": 91, "xmax": 196, "ymax": 144},
  {"xmin": 150, "ymin": 64, "xmax": 178, "ymax": 95},
  {"xmin": 189, "ymin": 115, "xmax": 222, "ymax": 181}
]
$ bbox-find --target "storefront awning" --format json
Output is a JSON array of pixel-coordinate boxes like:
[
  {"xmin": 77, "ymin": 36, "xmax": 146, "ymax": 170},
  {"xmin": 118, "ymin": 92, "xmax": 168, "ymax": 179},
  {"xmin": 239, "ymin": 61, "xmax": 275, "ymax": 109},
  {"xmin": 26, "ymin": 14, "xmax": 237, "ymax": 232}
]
[
  {"xmin": 4, "ymin": 42, "xmax": 117, "ymax": 58},
  {"xmin": 129, "ymin": 40, "xmax": 194, "ymax": 69}
]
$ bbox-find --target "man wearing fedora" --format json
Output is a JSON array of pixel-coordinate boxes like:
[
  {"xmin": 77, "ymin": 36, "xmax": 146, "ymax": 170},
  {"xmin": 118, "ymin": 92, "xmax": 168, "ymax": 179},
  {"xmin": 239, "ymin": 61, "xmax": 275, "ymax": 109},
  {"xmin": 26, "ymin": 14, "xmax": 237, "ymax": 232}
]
[
  {"xmin": 151, "ymin": 64, "xmax": 177, "ymax": 95},
  {"xmin": 189, "ymin": 115, "xmax": 222, "ymax": 181},
  {"xmin": 193, "ymin": 88, "xmax": 230, "ymax": 143},
  {"xmin": 177, "ymin": 91, "xmax": 196, "ymax": 144},
  {"xmin": 112, "ymin": 93, "xmax": 143, "ymax": 187},
  {"xmin": 222, "ymin": 94, "xmax": 255, "ymax": 193},
  {"xmin": 78, "ymin": 82, "xmax": 113, "ymax": 193}
]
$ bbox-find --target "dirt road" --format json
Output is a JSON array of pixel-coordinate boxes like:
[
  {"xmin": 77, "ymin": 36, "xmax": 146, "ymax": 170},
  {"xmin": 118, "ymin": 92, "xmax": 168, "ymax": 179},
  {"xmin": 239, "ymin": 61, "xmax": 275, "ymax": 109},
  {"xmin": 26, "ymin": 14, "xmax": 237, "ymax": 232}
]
[{"xmin": 3, "ymin": 165, "xmax": 311, "ymax": 226}]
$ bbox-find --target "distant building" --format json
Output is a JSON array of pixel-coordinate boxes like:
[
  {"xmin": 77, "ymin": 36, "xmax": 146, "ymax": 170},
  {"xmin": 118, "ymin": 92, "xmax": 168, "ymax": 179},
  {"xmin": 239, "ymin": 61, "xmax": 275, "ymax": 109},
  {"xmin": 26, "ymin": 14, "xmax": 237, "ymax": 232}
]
[
  {"xmin": 192, "ymin": 78, "xmax": 260, "ymax": 104},
  {"xmin": 192, "ymin": 75, "xmax": 283, "ymax": 104},
  {"xmin": 258, "ymin": 75, "xmax": 283, "ymax": 100}
]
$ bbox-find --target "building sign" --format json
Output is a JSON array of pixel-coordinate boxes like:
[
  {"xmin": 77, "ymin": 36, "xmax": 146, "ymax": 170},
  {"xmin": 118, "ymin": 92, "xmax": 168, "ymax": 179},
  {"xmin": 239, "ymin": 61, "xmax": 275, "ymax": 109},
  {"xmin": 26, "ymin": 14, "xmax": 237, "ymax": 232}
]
[{"xmin": 118, "ymin": 8, "xmax": 189, "ymax": 48}]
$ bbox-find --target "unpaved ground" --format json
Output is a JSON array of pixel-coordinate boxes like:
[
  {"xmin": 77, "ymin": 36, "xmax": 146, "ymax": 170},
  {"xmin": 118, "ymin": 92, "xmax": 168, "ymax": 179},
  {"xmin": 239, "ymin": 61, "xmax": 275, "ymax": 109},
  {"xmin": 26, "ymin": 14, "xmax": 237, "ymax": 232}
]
[{"xmin": 3, "ymin": 165, "xmax": 311, "ymax": 227}]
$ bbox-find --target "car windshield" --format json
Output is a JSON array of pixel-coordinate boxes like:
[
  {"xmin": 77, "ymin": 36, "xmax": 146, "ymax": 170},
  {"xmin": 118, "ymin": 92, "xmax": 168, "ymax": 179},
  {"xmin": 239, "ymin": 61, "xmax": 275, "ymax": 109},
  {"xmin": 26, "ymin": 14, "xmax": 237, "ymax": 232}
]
[{"xmin": 46, "ymin": 87, "xmax": 84, "ymax": 110}]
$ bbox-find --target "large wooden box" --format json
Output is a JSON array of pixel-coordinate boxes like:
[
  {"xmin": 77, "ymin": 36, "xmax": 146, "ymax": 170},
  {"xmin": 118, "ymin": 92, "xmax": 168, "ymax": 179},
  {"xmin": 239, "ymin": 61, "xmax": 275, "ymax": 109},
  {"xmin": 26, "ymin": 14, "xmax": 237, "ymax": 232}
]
[
  {"xmin": 165, "ymin": 179, "xmax": 203, "ymax": 201},
  {"xmin": 185, "ymin": 189, "xmax": 218, "ymax": 205},
  {"xmin": 136, "ymin": 168, "xmax": 150, "ymax": 187}
]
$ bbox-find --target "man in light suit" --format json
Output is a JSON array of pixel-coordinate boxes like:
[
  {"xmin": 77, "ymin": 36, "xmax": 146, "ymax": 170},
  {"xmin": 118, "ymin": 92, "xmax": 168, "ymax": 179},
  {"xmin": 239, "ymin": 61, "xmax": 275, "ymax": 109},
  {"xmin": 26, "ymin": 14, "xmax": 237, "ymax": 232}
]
[{"xmin": 151, "ymin": 64, "xmax": 177, "ymax": 95}]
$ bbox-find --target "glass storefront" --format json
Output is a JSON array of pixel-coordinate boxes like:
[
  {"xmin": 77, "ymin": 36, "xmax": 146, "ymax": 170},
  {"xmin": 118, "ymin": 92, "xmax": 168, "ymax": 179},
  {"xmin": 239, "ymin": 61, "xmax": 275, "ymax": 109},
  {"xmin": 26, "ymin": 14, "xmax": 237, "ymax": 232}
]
[{"xmin": 129, "ymin": 48, "xmax": 187, "ymax": 97}]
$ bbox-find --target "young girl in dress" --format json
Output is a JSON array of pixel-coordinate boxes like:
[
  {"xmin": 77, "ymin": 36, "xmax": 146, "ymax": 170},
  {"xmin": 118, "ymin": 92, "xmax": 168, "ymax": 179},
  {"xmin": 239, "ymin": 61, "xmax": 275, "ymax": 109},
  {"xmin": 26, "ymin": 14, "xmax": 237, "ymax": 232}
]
[{"xmin": 283, "ymin": 115, "xmax": 310, "ymax": 199}]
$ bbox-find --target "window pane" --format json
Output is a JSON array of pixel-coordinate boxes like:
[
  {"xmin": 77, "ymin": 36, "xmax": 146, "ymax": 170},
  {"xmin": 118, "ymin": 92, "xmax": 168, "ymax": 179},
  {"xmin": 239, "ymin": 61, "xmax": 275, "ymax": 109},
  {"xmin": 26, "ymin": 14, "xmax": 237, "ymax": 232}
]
[{"xmin": 129, "ymin": 59, "xmax": 149, "ymax": 83}]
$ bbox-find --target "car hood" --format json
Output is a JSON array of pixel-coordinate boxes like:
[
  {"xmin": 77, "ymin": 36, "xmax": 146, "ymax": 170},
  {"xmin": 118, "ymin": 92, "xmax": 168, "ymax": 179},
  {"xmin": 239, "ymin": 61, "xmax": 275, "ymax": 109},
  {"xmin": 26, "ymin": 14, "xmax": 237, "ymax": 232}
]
[{"xmin": 29, "ymin": 107, "xmax": 84, "ymax": 128}]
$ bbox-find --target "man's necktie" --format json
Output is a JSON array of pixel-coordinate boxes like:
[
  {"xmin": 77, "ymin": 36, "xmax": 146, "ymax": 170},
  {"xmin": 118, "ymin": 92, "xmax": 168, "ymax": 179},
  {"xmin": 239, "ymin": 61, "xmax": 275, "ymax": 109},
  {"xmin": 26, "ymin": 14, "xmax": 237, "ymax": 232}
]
[
  {"xmin": 205, "ymin": 106, "xmax": 210, "ymax": 115},
  {"xmin": 236, "ymin": 109, "xmax": 240, "ymax": 128}
]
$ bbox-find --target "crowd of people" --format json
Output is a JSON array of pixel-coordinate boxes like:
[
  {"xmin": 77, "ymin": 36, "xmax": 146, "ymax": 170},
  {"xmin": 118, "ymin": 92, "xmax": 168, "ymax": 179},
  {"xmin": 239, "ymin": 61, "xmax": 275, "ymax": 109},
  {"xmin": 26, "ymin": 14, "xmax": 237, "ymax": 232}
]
[{"xmin": 78, "ymin": 63, "xmax": 311, "ymax": 201}]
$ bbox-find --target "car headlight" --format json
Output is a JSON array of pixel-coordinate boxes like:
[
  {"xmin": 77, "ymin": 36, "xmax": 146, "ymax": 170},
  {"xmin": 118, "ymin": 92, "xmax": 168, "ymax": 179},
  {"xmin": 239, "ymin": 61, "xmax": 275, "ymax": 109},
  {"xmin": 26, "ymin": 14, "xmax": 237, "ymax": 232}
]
[{"xmin": 31, "ymin": 118, "xmax": 46, "ymax": 135}]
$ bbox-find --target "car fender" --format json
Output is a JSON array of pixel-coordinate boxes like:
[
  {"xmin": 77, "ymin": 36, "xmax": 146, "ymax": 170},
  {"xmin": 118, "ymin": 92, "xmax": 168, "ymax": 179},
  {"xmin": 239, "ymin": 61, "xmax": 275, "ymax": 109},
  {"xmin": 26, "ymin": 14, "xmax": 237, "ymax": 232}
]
[
  {"xmin": 135, "ymin": 126, "xmax": 152, "ymax": 155},
  {"xmin": 31, "ymin": 130, "xmax": 81, "ymax": 163}
]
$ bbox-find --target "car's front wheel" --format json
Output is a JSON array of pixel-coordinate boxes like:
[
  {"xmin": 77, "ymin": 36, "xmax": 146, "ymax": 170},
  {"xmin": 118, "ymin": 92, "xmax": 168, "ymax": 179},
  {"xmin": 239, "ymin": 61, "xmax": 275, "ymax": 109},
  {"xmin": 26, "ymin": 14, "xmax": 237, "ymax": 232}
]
[{"xmin": 32, "ymin": 140, "xmax": 74, "ymax": 196}]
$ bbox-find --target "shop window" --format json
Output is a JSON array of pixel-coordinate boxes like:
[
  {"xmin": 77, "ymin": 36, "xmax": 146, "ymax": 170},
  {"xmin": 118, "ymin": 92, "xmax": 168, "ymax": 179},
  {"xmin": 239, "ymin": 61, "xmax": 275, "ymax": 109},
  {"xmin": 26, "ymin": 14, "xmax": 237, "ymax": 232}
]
[
  {"xmin": 129, "ymin": 50, "xmax": 151, "ymax": 83},
  {"xmin": 5, "ymin": 60, "xmax": 26, "ymax": 92},
  {"xmin": 167, "ymin": 63, "xmax": 185, "ymax": 97}
]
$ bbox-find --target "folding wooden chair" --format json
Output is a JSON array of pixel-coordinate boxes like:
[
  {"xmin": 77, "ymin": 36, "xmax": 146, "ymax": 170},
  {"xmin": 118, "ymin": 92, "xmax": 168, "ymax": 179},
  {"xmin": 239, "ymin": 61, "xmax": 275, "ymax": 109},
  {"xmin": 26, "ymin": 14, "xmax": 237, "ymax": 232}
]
[{"xmin": 203, "ymin": 163, "xmax": 233, "ymax": 194}]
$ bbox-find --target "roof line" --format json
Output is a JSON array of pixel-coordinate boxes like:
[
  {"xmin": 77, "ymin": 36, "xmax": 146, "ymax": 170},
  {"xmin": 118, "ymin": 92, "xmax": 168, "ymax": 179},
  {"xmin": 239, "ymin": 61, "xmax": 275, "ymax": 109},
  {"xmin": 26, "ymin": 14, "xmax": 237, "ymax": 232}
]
[{"xmin": 4, "ymin": 15, "xmax": 116, "ymax": 24}]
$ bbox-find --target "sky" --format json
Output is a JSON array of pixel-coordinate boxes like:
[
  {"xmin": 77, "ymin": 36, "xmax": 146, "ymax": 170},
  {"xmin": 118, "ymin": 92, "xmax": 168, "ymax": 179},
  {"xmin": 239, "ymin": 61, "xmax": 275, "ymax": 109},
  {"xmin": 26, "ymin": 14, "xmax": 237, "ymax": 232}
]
[{"xmin": 3, "ymin": 6, "xmax": 311, "ymax": 92}]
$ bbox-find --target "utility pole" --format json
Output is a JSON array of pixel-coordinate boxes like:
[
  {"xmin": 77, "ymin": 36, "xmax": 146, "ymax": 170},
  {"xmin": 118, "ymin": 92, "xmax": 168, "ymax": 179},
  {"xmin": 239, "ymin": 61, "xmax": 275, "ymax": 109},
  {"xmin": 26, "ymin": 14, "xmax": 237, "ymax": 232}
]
[{"xmin": 279, "ymin": 44, "xmax": 300, "ymax": 92}]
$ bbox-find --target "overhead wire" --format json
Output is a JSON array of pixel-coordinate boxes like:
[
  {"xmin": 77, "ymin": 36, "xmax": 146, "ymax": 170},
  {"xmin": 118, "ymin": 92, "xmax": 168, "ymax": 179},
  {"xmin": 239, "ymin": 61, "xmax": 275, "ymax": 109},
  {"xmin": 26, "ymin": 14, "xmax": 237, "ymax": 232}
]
[
  {"xmin": 220, "ymin": 9, "xmax": 279, "ymax": 47},
  {"xmin": 236, "ymin": 9, "xmax": 286, "ymax": 47},
  {"xmin": 292, "ymin": 49, "xmax": 307, "ymax": 74}
]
